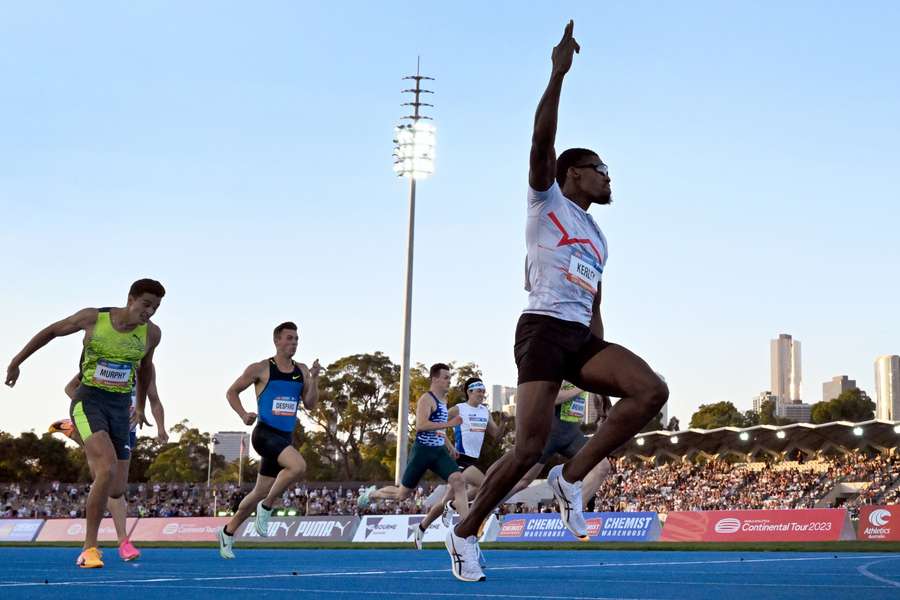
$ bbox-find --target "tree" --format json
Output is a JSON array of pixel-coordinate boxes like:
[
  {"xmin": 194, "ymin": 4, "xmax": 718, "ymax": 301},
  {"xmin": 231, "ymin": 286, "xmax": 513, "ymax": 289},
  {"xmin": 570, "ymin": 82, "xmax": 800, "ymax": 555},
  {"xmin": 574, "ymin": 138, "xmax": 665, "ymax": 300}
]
[
  {"xmin": 757, "ymin": 398, "xmax": 793, "ymax": 426},
  {"xmin": 811, "ymin": 389, "xmax": 875, "ymax": 424},
  {"xmin": 0, "ymin": 431, "xmax": 83, "ymax": 482},
  {"xmin": 211, "ymin": 456, "xmax": 259, "ymax": 484},
  {"xmin": 146, "ymin": 420, "xmax": 218, "ymax": 482},
  {"xmin": 743, "ymin": 410, "xmax": 760, "ymax": 427},
  {"xmin": 130, "ymin": 435, "xmax": 168, "ymax": 483},
  {"xmin": 304, "ymin": 352, "xmax": 401, "ymax": 480},
  {"xmin": 146, "ymin": 445, "xmax": 198, "ymax": 482},
  {"xmin": 477, "ymin": 413, "xmax": 514, "ymax": 468},
  {"xmin": 689, "ymin": 401, "xmax": 746, "ymax": 429}
]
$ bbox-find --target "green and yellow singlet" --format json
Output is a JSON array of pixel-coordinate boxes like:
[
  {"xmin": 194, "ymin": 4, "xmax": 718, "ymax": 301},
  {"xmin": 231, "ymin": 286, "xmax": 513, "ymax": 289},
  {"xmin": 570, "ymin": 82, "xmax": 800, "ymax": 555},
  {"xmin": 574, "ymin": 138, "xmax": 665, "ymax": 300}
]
[{"xmin": 80, "ymin": 308, "xmax": 148, "ymax": 393}]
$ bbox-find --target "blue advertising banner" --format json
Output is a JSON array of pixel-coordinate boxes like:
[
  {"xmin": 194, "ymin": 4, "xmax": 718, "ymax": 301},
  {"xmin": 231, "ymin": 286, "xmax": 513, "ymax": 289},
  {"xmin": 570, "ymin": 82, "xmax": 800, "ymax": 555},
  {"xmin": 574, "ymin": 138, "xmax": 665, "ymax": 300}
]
[
  {"xmin": 492, "ymin": 512, "xmax": 660, "ymax": 542},
  {"xmin": 0, "ymin": 519, "xmax": 44, "ymax": 542}
]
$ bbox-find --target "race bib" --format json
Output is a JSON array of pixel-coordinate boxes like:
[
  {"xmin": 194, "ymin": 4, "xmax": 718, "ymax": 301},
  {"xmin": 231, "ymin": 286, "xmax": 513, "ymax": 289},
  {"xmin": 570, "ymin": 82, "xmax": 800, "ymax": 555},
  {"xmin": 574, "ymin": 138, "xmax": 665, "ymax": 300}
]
[
  {"xmin": 560, "ymin": 393, "xmax": 587, "ymax": 423},
  {"xmin": 565, "ymin": 251, "xmax": 602, "ymax": 293},
  {"xmin": 92, "ymin": 359, "xmax": 132, "ymax": 388},
  {"xmin": 469, "ymin": 416, "xmax": 488, "ymax": 432},
  {"xmin": 272, "ymin": 396, "xmax": 299, "ymax": 417}
]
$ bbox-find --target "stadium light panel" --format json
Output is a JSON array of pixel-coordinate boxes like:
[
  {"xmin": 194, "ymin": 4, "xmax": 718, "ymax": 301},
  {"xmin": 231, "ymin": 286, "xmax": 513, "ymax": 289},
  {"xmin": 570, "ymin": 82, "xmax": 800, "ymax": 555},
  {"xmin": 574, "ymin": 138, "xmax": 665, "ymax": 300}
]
[
  {"xmin": 776, "ymin": 431, "xmax": 786, "ymax": 439},
  {"xmin": 739, "ymin": 432, "xmax": 750, "ymax": 441},
  {"xmin": 853, "ymin": 426, "xmax": 863, "ymax": 436},
  {"xmin": 393, "ymin": 121, "xmax": 436, "ymax": 179},
  {"xmin": 670, "ymin": 436, "xmax": 679, "ymax": 444},
  {"xmin": 636, "ymin": 437, "xmax": 645, "ymax": 446}
]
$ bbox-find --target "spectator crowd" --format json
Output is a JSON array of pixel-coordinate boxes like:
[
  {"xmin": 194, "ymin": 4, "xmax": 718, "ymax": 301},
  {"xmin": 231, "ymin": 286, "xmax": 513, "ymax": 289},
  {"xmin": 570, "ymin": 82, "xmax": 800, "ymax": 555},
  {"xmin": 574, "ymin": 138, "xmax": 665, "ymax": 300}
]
[{"xmin": 2, "ymin": 453, "xmax": 898, "ymax": 520}]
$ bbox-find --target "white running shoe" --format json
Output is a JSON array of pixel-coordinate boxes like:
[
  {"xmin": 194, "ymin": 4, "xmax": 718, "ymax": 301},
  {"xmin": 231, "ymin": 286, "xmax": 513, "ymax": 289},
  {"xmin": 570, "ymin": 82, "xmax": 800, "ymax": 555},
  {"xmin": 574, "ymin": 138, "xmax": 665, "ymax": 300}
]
[
  {"xmin": 445, "ymin": 526, "xmax": 485, "ymax": 582},
  {"xmin": 217, "ymin": 526, "xmax": 235, "ymax": 559},
  {"xmin": 413, "ymin": 523, "xmax": 425, "ymax": 550},
  {"xmin": 547, "ymin": 464, "xmax": 588, "ymax": 540},
  {"xmin": 255, "ymin": 501, "xmax": 273, "ymax": 537},
  {"xmin": 440, "ymin": 500, "xmax": 455, "ymax": 528}
]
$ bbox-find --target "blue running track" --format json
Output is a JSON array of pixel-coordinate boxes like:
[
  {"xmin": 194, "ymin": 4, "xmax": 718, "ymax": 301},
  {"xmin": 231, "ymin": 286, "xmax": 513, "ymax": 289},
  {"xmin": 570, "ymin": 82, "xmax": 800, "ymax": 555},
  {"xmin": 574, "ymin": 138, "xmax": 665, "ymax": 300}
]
[{"xmin": 1, "ymin": 548, "xmax": 899, "ymax": 599}]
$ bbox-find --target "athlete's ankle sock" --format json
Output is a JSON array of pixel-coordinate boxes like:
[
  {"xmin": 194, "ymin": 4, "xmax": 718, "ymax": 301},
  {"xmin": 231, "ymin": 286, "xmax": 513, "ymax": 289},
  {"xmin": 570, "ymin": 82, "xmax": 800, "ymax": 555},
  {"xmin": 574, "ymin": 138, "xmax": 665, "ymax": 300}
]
[
  {"xmin": 223, "ymin": 525, "xmax": 234, "ymax": 536},
  {"xmin": 419, "ymin": 523, "xmax": 427, "ymax": 532},
  {"xmin": 261, "ymin": 503, "xmax": 272, "ymax": 511}
]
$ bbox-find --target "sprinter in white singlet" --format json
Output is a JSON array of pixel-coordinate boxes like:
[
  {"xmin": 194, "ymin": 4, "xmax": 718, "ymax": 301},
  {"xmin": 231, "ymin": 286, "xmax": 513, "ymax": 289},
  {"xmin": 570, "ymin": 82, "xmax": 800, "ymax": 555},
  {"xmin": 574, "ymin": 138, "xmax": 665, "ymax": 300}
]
[
  {"xmin": 413, "ymin": 377, "xmax": 504, "ymax": 550},
  {"xmin": 446, "ymin": 21, "xmax": 669, "ymax": 582}
]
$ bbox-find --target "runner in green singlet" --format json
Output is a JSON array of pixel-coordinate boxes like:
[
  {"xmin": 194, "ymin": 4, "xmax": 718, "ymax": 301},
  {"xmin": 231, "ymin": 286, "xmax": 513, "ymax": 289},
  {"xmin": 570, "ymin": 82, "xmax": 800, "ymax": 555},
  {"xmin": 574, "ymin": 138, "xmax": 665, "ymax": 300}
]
[{"xmin": 5, "ymin": 278, "xmax": 165, "ymax": 569}]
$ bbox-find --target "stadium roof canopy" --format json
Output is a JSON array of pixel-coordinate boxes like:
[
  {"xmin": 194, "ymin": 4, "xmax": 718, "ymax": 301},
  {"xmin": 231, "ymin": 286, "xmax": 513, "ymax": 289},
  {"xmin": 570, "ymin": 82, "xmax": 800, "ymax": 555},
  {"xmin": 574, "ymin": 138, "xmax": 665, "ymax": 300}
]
[{"xmin": 613, "ymin": 419, "xmax": 900, "ymax": 461}]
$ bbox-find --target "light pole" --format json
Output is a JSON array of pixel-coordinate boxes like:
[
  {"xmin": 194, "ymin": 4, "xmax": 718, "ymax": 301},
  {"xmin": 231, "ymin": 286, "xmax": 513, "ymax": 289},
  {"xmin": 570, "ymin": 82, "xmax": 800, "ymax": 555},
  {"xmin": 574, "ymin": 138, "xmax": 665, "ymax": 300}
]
[{"xmin": 392, "ymin": 58, "xmax": 435, "ymax": 485}]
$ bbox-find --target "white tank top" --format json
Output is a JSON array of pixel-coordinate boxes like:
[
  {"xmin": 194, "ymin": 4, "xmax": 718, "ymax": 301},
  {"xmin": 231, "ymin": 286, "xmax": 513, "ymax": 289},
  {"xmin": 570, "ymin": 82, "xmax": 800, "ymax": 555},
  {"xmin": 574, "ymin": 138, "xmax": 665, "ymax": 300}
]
[
  {"xmin": 453, "ymin": 403, "xmax": 490, "ymax": 458},
  {"xmin": 523, "ymin": 182, "xmax": 608, "ymax": 327}
]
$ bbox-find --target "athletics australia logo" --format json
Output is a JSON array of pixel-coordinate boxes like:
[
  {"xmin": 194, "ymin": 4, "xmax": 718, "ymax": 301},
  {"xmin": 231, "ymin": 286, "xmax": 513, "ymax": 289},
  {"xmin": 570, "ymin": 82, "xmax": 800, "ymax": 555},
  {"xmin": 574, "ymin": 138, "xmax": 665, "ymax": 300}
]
[{"xmin": 869, "ymin": 509, "xmax": 891, "ymax": 527}]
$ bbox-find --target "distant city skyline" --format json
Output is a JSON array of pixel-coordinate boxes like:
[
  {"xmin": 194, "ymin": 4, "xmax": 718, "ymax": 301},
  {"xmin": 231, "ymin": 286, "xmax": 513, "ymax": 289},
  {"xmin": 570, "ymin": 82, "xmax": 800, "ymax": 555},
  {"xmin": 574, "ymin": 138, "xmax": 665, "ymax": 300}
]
[{"xmin": 2, "ymin": 3, "xmax": 898, "ymax": 437}]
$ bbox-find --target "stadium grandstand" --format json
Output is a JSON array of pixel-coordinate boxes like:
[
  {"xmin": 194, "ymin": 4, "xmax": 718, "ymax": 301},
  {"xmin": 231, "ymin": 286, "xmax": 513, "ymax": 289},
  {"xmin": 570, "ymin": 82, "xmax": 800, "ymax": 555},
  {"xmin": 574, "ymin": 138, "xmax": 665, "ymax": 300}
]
[{"xmin": 3, "ymin": 420, "xmax": 897, "ymax": 522}]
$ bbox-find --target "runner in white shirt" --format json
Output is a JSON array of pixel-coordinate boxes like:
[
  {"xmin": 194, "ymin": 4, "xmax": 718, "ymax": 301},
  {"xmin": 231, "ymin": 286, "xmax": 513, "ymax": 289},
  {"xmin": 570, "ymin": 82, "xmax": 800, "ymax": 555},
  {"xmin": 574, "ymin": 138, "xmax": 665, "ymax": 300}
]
[
  {"xmin": 412, "ymin": 377, "xmax": 505, "ymax": 550},
  {"xmin": 446, "ymin": 21, "xmax": 669, "ymax": 583}
]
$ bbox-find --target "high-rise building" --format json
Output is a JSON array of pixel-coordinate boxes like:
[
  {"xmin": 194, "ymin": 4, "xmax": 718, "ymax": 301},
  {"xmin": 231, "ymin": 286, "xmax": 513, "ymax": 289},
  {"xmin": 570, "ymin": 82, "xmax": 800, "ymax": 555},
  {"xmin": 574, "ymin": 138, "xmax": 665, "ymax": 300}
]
[
  {"xmin": 490, "ymin": 384, "xmax": 516, "ymax": 413},
  {"xmin": 780, "ymin": 402, "xmax": 812, "ymax": 423},
  {"xmin": 874, "ymin": 355, "xmax": 900, "ymax": 421},
  {"xmin": 753, "ymin": 391, "xmax": 778, "ymax": 413},
  {"xmin": 822, "ymin": 375, "xmax": 857, "ymax": 403},
  {"xmin": 214, "ymin": 431, "xmax": 250, "ymax": 463},
  {"xmin": 771, "ymin": 334, "xmax": 802, "ymax": 405},
  {"xmin": 502, "ymin": 395, "xmax": 516, "ymax": 418}
]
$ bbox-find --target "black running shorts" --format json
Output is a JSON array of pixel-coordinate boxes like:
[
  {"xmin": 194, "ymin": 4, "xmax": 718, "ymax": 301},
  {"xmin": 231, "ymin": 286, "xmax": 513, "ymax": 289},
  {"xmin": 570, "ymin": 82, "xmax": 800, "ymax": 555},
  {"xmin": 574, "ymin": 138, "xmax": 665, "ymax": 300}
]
[
  {"xmin": 252, "ymin": 421, "xmax": 294, "ymax": 478},
  {"xmin": 70, "ymin": 384, "xmax": 132, "ymax": 460},
  {"xmin": 456, "ymin": 454, "xmax": 480, "ymax": 472},
  {"xmin": 539, "ymin": 420, "xmax": 587, "ymax": 463},
  {"xmin": 401, "ymin": 442, "xmax": 458, "ymax": 488},
  {"xmin": 514, "ymin": 313, "xmax": 610, "ymax": 384}
]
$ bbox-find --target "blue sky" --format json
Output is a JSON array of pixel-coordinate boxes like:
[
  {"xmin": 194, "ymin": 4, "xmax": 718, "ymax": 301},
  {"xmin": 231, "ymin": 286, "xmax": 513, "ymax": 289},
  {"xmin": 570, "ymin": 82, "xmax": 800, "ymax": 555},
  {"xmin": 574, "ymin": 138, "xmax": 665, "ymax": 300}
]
[{"xmin": 1, "ymin": 1, "xmax": 898, "ymax": 438}]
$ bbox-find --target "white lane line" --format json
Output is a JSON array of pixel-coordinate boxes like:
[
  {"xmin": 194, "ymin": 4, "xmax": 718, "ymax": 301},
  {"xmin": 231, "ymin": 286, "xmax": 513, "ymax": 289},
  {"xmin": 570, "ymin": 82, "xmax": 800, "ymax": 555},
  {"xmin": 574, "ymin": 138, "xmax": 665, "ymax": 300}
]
[
  {"xmin": 857, "ymin": 558, "xmax": 900, "ymax": 588},
  {"xmin": 46, "ymin": 582, "xmax": 666, "ymax": 600},
  {"xmin": 1, "ymin": 553, "xmax": 893, "ymax": 588}
]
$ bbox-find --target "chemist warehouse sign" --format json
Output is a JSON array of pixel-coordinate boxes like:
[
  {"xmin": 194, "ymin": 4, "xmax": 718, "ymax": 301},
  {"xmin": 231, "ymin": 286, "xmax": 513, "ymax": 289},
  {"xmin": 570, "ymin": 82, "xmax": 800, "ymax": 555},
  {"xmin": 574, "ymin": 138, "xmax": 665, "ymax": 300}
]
[{"xmin": 494, "ymin": 512, "xmax": 660, "ymax": 542}]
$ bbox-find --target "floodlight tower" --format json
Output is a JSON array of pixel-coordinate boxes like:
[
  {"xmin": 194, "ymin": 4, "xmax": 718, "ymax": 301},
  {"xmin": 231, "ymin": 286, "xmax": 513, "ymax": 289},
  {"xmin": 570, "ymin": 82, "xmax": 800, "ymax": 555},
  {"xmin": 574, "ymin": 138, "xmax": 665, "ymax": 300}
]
[{"xmin": 392, "ymin": 59, "xmax": 435, "ymax": 485}]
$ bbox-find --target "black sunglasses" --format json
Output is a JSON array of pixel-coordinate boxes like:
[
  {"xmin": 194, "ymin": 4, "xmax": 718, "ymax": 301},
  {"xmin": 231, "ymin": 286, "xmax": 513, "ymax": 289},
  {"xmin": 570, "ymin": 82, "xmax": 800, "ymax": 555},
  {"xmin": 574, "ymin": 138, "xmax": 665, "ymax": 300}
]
[{"xmin": 573, "ymin": 163, "xmax": 609, "ymax": 176}]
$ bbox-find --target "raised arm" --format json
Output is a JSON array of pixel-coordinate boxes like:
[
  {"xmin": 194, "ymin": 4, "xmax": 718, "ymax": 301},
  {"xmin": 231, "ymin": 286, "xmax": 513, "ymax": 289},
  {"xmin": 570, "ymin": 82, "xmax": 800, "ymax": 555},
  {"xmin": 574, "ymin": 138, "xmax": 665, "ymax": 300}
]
[
  {"xmin": 301, "ymin": 359, "xmax": 321, "ymax": 411},
  {"xmin": 226, "ymin": 361, "xmax": 264, "ymax": 426},
  {"xmin": 6, "ymin": 308, "xmax": 97, "ymax": 387},
  {"xmin": 529, "ymin": 20, "xmax": 580, "ymax": 191}
]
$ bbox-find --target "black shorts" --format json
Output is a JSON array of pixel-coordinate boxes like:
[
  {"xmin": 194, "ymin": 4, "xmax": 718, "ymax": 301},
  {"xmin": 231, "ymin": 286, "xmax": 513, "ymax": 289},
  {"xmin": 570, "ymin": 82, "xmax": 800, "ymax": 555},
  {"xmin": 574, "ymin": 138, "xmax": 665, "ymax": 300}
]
[
  {"xmin": 401, "ymin": 442, "xmax": 458, "ymax": 488},
  {"xmin": 456, "ymin": 454, "xmax": 480, "ymax": 472},
  {"xmin": 252, "ymin": 422, "xmax": 294, "ymax": 478},
  {"xmin": 70, "ymin": 384, "xmax": 132, "ymax": 460},
  {"xmin": 514, "ymin": 313, "xmax": 610, "ymax": 385},
  {"xmin": 539, "ymin": 421, "xmax": 587, "ymax": 463}
]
